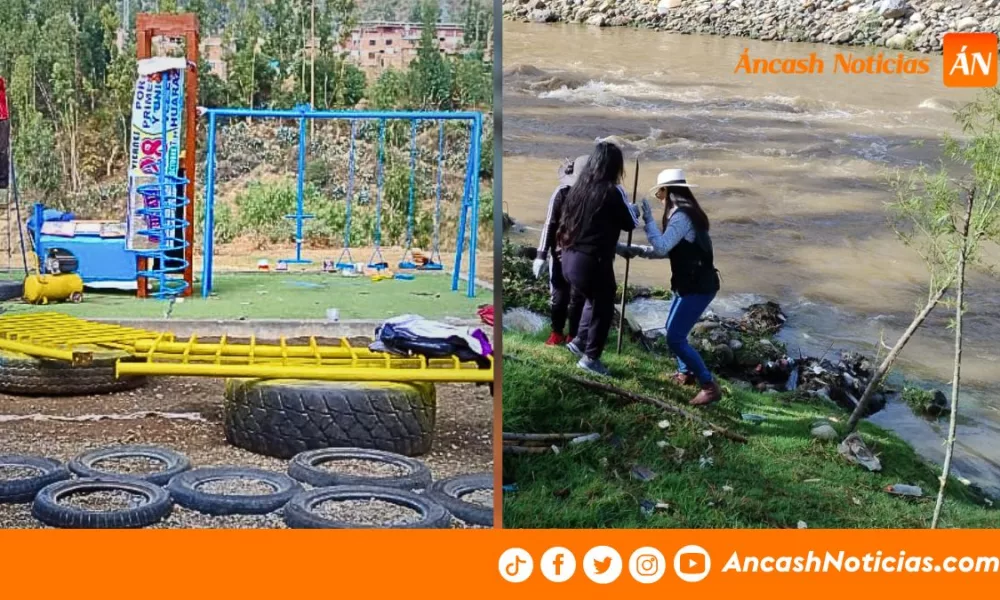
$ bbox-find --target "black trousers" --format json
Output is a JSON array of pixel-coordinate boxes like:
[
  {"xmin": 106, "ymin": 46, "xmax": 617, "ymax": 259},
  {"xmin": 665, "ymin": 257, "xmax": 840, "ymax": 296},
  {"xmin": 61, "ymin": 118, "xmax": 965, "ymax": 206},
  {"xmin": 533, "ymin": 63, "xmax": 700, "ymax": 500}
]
[
  {"xmin": 549, "ymin": 252, "xmax": 583, "ymax": 337},
  {"xmin": 561, "ymin": 249, "xmax": 617, "ymax": 360}
]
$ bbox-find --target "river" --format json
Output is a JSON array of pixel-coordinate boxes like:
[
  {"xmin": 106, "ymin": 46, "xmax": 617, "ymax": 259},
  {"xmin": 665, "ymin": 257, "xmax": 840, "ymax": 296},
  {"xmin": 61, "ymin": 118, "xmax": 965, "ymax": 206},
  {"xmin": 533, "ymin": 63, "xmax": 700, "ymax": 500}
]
[{"xmin": 502, "ymin": 22, "xmax": 1000, "ymax": 497}]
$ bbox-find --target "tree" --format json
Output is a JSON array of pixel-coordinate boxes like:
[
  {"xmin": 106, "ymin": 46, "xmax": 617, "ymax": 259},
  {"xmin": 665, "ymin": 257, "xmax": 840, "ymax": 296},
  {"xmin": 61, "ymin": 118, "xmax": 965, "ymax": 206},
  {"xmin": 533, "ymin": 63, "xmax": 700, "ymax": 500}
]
[
  {"xmin": 451, "ymin": 54, "xmax": 490, "ymax": 108},
  {"xmin": 369, "ymin": 68, "xmax": 409, "ymax": 109},
  {"xmin": 39, "ymin": 12, "xmax": 85, "ymax": 191},
  {"xmin": 838, "ymin": 90, "xmax": 1000, "ymax": 527},
  {"xmin": 408, "ymin": 0, "xmax": 452, "ymax": 109},
  {"xmin": 261, "ymin": 0, "xmax": 302, "ymax": 81},
  {"xmin": 927, "ymin": 90, "xmax": 1000, "ymax": 528}
]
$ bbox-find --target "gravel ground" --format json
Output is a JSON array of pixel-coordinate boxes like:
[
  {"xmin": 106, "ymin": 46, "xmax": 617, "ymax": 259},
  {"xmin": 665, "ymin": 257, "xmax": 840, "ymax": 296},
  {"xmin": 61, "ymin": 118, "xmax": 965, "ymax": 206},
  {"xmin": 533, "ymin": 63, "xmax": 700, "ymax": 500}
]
[
  {"xmin": 197, "ymin": 478, "xmax": 278, "ymax": 495},
  {"xmin": 461, "ymin": 489, "xmax": 493, "ymax": 508},
  {"xmin": 90, "ymin": 456, "xmax": 166, "ymax": 476},
  {"xmin": 316, "ymin": 458, "xmax": 408, "ymax": 478},
  {"xmin": 60, "ymin": 490, "xmax": 145, "ymax": 511},
  {"xmin": 314, "ymin": 498, "xmax": 421, "ymax": 526},
  {"xmin": 0, "ymin": 466, "xmax": 42, "ymax": 480},
  {"xmin": 0, "ymin": 378, "xmax": 493, "ymax": 529}
]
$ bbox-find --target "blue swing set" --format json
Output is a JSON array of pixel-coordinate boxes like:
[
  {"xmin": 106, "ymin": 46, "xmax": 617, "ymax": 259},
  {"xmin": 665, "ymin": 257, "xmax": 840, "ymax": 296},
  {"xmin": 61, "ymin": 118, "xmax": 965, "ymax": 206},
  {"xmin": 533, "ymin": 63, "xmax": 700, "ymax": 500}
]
[{"xmin": 199, "ymin": 105, "xmax": 484, "ymax": 298}]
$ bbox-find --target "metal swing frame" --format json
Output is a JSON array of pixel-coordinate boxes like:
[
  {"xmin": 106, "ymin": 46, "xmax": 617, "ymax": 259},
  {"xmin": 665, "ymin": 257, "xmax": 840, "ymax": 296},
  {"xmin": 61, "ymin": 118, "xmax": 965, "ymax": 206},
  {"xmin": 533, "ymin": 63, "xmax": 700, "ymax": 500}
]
[{"xmin": 199, "ymin": 105, "xmax": 484, "ymax": 298}]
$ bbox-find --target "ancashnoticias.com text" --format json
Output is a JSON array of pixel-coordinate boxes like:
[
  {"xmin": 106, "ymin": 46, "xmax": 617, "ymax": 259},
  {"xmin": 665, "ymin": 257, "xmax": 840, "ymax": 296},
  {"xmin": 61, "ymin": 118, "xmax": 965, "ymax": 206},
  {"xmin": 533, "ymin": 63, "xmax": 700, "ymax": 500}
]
[{"xmin": 723, "ymin": 552, "xmax": 1000, "ymax": 574}]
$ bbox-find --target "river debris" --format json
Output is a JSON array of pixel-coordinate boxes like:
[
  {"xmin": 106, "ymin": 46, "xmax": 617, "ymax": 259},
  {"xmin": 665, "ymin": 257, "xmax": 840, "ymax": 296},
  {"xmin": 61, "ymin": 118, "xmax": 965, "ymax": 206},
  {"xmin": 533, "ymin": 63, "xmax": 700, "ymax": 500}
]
[
  {"xmin": 632, "ymin": 300, "xmax": 890, "ymax": 417},
  {"xmin": 503, "ymin": 307, "xmax": 546, "ymax": 334},
  {"xmin": 885, "ymin": 484, "xmax": 923, "ymax": 498},
  {"xmin": 502, "ymin": 431, "xmax": 600, "ymax": 454},
  {"xmin": 838, "ymin": 432, "xmax": 882, "ymax": 472},
  {"xmin": 631, "ymin": 465, "xmax": 658, "ymax": 482}
]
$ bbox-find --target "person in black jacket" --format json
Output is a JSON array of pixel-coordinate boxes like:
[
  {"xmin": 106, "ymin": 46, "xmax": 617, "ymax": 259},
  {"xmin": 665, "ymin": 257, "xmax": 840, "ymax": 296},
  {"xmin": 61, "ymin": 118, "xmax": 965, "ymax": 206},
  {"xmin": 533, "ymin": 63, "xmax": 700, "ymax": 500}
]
[
  {"xmin": 533, "ymin": 155, "xmax": 589, "ymax": 346},
  {"xmin": 557, "ymin": 142, "xmax": 639, "ymax": 376},
  {"xmin": 616, "ymin": 168, "xmax": 722, "ymax": 405}
]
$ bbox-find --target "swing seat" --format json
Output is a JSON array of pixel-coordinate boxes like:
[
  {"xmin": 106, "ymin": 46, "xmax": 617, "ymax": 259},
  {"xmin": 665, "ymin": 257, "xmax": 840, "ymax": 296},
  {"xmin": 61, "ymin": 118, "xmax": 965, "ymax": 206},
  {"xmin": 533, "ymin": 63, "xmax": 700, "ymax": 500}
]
[
  {"xmin": 398, "ymin": 261, "xmax": 418, "ymax": 270},
  {"xmin": 368, "ymin": 261, "xmax": 389, "ymax": 270},
  {"xmin": 421, "ymin": 262, "xmax": 444, "ymax": 271},
  {"xmin": 394, "ymin": 273, "xmax": 416, "ymax": 281},
  {"xmin": 334, "ymin": 262, "xmax": 355, "ymax": 270}
]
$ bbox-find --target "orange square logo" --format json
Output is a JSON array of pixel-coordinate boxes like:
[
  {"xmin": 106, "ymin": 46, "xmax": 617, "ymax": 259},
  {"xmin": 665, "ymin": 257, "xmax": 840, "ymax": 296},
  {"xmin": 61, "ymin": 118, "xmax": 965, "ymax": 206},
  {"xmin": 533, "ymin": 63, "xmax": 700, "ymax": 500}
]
[{"xmin": 943, "ymin": 32, "xmax": 998, "ymax": 87}]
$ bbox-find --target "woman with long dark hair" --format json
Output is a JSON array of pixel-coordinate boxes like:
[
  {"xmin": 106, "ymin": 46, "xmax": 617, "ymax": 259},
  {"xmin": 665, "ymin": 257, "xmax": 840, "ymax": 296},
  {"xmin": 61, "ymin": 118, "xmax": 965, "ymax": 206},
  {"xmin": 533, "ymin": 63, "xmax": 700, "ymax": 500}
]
[
  {"xmin": 558, "ymin": 142, "xmax": 639, "ymax": 376},
  {"xmin": 617, "ymin": 168, "xmax": 722, "ymax": 405}
]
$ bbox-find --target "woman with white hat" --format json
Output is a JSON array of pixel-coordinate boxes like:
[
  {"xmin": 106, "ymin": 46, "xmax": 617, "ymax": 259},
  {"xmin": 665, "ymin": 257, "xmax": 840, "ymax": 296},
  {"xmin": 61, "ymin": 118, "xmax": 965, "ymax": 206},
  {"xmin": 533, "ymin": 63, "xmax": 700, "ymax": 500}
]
[
  {"xmin": 533, "ymin": 154, "xmax": 589, "ymax": 346},
  {"xmin": 617, "ymin": 168, "xmax": 722, "ymax": 406},
  {"xmin": 558, "ymin": 141, "xmax": 640, "ymax": 376}
]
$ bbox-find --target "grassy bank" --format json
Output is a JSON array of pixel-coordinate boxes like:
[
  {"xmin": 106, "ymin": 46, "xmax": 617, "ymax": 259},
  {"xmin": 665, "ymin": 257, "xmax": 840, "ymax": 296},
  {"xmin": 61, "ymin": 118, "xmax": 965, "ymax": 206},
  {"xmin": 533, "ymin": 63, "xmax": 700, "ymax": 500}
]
[{"xmin": 502, "ymin": 332, "xmax": 997, "ymax": 528}]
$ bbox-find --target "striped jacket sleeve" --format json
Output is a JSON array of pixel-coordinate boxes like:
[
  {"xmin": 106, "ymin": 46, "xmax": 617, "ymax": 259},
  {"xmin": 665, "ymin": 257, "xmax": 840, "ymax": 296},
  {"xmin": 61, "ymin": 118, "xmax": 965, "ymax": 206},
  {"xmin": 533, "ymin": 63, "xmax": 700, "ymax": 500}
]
[{"xmin": 536, "ymin": 185, "xmax": 568, "ymax": 259}]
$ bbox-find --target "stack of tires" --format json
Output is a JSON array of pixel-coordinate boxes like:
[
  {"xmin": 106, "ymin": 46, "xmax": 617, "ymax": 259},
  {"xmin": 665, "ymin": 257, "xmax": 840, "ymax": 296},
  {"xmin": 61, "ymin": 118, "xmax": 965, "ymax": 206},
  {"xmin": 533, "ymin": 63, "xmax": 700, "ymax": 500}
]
[{"xmin": 0, "ymin": 446, "xmax": 493, "ymax": 529}]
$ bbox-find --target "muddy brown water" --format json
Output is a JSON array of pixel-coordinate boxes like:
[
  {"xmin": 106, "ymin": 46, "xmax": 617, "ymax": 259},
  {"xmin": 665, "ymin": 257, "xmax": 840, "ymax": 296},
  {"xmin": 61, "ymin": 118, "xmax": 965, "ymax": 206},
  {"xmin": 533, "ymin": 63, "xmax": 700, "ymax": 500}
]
[{"xmin": 503, "ymin": 22, "xmax": 1000, "ymax": 497}]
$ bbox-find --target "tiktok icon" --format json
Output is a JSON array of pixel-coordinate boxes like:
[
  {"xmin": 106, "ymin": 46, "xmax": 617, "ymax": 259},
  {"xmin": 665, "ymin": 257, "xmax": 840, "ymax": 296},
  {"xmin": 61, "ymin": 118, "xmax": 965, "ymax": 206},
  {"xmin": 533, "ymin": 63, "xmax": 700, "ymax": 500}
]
[{"xmin": 499, "ymin": 548, "xmax": 534, "ymax": 583}]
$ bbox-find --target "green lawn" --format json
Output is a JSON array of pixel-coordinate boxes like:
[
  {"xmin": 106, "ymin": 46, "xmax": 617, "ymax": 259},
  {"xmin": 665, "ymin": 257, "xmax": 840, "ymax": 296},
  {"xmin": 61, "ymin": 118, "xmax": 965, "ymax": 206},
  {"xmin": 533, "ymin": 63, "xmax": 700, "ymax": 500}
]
[
  {"xmin": 2, "ymin": 272, "xmax": 488, "ymax": 320},
  {"xmin": 502, "ymin": 332, "xmax": 999, "ymax": 529}
]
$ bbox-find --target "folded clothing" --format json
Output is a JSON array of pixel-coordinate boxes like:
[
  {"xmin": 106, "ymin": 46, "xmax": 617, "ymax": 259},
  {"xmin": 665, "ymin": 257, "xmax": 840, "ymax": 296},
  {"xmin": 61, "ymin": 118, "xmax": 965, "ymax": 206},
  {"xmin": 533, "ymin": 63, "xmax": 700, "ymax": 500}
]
[{"xmin": 370, "ymin": 315, "xmax": 493, "ymax": 369}]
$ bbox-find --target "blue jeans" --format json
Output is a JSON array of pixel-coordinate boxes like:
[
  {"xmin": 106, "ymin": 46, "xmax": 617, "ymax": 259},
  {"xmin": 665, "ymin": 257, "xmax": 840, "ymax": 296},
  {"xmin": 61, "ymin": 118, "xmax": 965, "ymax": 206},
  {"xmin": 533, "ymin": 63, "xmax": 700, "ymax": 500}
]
[{"xmin": 666, "ymin": 293, "xmax": 716, "ymax": 385}]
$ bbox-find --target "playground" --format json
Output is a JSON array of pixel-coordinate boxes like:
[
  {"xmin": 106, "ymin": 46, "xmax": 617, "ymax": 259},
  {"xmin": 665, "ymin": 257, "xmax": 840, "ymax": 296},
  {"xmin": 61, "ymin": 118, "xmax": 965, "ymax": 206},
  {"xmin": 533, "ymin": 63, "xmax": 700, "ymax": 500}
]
[{"xmin": 0, "ymin": 13, "xmax": 495, "ymax": 529}]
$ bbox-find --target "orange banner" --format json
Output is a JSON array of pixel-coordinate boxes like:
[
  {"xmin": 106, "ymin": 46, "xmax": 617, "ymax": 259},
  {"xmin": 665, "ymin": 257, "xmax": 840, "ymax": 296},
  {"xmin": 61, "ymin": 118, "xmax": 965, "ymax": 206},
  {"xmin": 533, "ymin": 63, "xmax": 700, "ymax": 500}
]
[{"xmin": 2, "ymin": 530, "xmax": 998, "ymax": 597}]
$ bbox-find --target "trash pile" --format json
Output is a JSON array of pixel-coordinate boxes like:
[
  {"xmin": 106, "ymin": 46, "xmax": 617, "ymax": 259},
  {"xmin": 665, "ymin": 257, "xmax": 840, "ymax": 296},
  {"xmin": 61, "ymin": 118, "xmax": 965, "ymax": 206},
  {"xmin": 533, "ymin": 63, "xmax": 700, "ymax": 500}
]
[{"xmin": 677, "ymin": 302, "xmax": 887, "ymax": 417}]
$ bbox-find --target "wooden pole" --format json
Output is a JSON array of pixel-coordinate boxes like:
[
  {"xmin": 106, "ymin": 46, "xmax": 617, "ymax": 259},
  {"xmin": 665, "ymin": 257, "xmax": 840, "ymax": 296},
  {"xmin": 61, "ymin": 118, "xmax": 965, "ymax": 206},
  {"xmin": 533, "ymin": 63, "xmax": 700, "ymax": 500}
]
[
  {"xmin": 616, "ymin": 158, "xmax": 639, "ymax": 353},
  {"xmin": 563, "ymin": 374, "xmax": 748, "ymax": 444}
]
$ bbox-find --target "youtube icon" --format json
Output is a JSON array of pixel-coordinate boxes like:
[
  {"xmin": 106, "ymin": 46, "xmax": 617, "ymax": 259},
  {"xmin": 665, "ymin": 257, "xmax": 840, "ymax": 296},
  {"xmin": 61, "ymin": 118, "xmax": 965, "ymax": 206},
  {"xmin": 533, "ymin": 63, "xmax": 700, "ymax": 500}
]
[{"xmin": 674, "ymin": 545, "xmax": 712, "ymax": 583}]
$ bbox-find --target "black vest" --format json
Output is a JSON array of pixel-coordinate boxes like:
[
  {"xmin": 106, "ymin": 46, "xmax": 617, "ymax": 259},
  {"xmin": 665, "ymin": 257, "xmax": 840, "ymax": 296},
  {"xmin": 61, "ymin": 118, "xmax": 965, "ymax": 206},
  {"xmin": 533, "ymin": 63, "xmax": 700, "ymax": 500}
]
[{"xmin": 668, "ymin": 226, "xmax": 720, "ymax": 296}]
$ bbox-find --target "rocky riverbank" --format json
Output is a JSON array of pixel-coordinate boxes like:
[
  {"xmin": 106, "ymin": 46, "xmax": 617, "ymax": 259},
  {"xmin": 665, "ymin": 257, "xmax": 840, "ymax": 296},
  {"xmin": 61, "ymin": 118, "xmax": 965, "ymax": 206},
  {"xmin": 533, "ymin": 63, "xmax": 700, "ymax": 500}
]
[{"xmin": 503, "ymin": 0, "xmax": 1000, "ymax": 53}]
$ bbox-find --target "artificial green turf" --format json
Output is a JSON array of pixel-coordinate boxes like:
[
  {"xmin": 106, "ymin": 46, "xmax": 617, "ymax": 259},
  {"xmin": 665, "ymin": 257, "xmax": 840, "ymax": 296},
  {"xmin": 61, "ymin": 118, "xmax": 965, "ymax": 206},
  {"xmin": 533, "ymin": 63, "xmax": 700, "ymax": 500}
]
[
  {"xmin": 2, "ymin": 272, "xmax": 487, "ymax": 320},
  {"xmin": 502, "ymin": 332, "xmax": 999, "ymax": 529}
]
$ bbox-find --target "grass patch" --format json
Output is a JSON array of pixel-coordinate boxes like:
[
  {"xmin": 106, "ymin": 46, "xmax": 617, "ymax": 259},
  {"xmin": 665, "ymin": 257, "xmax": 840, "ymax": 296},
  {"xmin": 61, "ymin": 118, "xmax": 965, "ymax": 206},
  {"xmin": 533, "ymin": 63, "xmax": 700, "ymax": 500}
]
[
  {"xmin": 502, "ymin": 332, "xmax": 997, "ymax": 528},
  {"xmin": 2, "ymin": 272, "xmax": 486, "ymax": 320}
]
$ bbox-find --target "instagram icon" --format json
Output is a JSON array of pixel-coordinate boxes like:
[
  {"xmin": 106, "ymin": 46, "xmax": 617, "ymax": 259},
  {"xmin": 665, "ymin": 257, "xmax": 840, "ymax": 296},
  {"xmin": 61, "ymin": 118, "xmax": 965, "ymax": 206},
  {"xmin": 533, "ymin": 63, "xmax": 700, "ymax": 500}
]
[{"xmin": 629, "ymin": 547, "xmax": 667, "ymax": 584}]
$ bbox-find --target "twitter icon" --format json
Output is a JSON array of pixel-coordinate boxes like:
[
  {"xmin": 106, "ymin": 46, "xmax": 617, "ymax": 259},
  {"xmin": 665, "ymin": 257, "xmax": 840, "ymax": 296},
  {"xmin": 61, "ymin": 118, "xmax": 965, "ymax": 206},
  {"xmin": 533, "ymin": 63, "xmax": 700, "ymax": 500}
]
[{"xmin": 583, "ymin": 546, "xmax": 623, "ymax": 584}]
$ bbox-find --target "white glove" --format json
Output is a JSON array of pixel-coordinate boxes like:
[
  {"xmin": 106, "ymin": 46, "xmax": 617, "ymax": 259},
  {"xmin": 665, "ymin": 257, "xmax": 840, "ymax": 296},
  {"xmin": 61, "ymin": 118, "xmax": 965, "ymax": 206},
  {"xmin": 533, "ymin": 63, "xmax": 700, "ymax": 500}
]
[
  {"xmin": 640, "ymin": 197, "xmax": 654, "ymax": 224},
  {"xmin": 532, "ymin": 258, "xmax": 547, "ymax": 279}
]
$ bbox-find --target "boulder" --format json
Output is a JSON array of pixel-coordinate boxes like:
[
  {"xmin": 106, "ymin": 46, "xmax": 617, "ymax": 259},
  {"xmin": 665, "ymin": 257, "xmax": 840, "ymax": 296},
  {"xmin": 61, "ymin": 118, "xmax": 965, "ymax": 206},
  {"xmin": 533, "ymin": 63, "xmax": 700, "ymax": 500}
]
[
  {"xmin": 586, "ymin": 13, "xmax": 607, "ymax": 26},
  {"xmin": 958, "ymin": 16, "xmax": 981, "ymax": 30},
  {"xmin": 529, "ymin": 9, "xmax": 557, "ymax": 22},
  {"xmin": 811, "ymin": 424, "xmax": 839, "ymax": 441},
  {"xmin": 886, "ymin": 32, "xmax": 909, "ymax": 48},
  {"xmin": 713, "ymin": 344, "xmax": 735, "ymax": 367},
  {"xmin": 878, "ymin": 0, "xmax": 908, "ymax": 19}
]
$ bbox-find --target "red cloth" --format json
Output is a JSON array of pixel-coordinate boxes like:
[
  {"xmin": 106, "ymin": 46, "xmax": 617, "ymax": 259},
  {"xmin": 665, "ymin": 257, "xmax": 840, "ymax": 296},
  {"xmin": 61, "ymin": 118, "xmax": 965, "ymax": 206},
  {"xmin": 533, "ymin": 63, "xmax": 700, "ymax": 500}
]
[
  {"xmin": 0, "ymin": 78, "xmax": 8, "ymax": 121},
  {"xmin": 477, "ymin": 304, "xmax": 494, "ymax": 327}
]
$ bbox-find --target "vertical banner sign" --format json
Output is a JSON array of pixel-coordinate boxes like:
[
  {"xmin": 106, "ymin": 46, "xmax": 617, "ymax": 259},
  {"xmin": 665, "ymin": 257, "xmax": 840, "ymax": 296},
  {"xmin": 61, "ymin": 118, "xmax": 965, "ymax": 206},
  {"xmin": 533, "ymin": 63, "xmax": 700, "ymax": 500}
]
[
  {"xmin": 126, "ymin": 59, "xmax": 185, "ymax": 250},
  {"xmin": 0, "ymin": 77, "xmax": 10, "ymax": 190}
]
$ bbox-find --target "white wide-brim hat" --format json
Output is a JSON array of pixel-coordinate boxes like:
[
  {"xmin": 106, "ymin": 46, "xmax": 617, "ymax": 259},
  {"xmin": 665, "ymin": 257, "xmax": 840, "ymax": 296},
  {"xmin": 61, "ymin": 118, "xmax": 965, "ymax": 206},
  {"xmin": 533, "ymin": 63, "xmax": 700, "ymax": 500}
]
[
  {"xmin": 648, "ymin": 168, "xmax": 697, "ymax": 197},
  {"xmin": 558, "ymin": 155, "xmax": 590, "ymax": 187}
]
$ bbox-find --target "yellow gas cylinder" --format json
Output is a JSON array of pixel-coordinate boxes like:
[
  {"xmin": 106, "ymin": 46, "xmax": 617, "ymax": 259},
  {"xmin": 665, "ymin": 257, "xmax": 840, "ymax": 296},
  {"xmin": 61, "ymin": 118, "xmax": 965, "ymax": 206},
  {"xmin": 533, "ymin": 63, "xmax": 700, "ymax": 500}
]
[{"xmin": 23, "ymin": 273, "xmax": 84, "ymax": 305}]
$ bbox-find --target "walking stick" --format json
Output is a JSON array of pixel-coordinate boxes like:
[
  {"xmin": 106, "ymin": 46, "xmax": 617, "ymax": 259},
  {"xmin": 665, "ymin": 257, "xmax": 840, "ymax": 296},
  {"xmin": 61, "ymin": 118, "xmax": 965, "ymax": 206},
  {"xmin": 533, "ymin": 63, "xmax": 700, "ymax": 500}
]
[{"xmin": 616, "ymin": 158, "xmax": 639, "ymax": 354}]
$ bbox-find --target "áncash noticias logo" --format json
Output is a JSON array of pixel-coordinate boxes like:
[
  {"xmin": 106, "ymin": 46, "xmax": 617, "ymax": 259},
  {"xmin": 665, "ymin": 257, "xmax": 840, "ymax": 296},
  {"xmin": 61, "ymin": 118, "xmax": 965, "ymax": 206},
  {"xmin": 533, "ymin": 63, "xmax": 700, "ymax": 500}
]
[
  {"xmin": 943, "ymin": 32, "xmax": 998, "ymax": 87},
  {"xmin": 733, "ymin": 32, "xmax": 997, "ymax": 88}
]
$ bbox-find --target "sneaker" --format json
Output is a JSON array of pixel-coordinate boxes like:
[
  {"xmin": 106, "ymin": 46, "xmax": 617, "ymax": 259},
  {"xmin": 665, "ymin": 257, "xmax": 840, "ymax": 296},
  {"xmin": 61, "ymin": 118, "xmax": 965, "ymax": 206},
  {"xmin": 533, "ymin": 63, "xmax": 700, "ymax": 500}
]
[
  {"xmin": 577, "ymin": 357, "xmax": 610, "ymax": 377},
  {"xmin": 545, "ymin": 332, "xmax": 566, "ymax": 346},
  {"xmin": 690, "ymin": 381, "xmax": 723, "ymax": 406},
  {"xmin": 566, "ymin": 341, "xmax": 584, "ymax": 358}
]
